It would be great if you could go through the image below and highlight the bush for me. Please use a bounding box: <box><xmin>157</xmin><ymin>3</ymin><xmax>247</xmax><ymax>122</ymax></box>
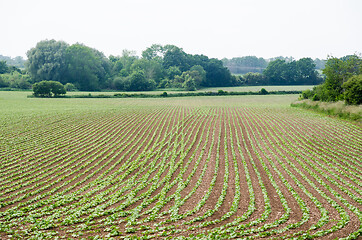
<box><xmin>342</xmin><ymin>75</ymin><xmax>362</xmax><ymax>105</ymax></box>
<box><xmin>33</xmin><ymin>81</ymin><xmax>66</xmax><ymax>97</ymax></box>
<box><xmin>312</xmin><ymin>94</ymin><xmax>319</xmax><ymax>101</ymax></box>
<box><xmin>301</xmin><ymin>89</ymin><xmax>313</xmax><ymax>99</ymax></box>
<box><xmin>259</xmin><ymin>88</ymin><xmax>268</xmax><ymax>95</ymax></box>
<box><xmin>161</xmin><ymin>92</ymin><xmax>168</xmax><ymax>97</ymax></box>
<box><xmin>51</xmin><ymin>81</ymin><xmax>66</xmax><ymax>96</ymax></box>
<box><xmin>218</xmin><ymin>89</ymin><xmax>227</xmax><ymax>95</ymax></box>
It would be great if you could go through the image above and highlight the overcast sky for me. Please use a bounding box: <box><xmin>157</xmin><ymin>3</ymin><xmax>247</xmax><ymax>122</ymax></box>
<box><xmin>1</xmin><ymin>0</ymin><xmax>361</xmax><ymax>60</ymax></box>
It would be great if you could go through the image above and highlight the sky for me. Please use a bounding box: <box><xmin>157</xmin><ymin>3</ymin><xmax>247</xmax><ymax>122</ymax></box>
<box><xmin>1</xmin><ymin>0</ymin><xmax>361</xmax><ymax>60</ymax></box>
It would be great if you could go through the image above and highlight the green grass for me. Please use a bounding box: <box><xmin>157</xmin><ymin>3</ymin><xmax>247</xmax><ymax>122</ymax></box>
<box><xmin>198</xmin><ymin>85</ymin><xmax>315</xmax><ymax>92</ymax></box>
<box><xmin>0</xmin><ymin>91</ymin><xmax>301</xmax><ymax>113</ymax></box>
<box><xmin>291</xmin><ymin>99</ymin><xmax>362</xmax><ymax>123</ymax></box>
<box><xmin>2</xmin><ymin>85</ymin><xmax>313</xmax><ymax>98</ymax></box>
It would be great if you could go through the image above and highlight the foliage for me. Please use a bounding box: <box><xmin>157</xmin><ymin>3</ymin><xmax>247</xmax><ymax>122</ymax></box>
<box><xmin>141</xmin><ymin>44</ymin><xmax>165</xmax><ymax>61</ymax></box>
<box><xmin>182</xmin><ymin>76</ymin><xmax>197</xmax><ymax>91</ymax></box>
<box><xmin>50</xmin><ymin>81</ymin><xmax>67</xmax><ymax>96</ymax></box>
<box><xmin>0</xmin><ymin>72</ymin><xmax>31</xmax><ymax>89</ymax></box>
<box><xmin>123</xmin><ymin>70</ymin><xmax>156</xmax><ymax>91</ymax></box>
<box><xmin>23</xmin><ymin>40</ymin><xmax>235</xmax><ymax>91</ymax></box>
<box><xmin>26</xmin><ymin>39</ymin><xmax>69</xmax><ymax>82</ymax></box>
<box><xmin>23</xmin><ymin>40</ymin><xmax>333</xmax><ymax>91</ymax></box>
<box><xmin>112</xmin><ymin>77</ymin><xmax>126</xmax><ymax>90</ymax></box>
<box><xmin>0</xmin><ymin>55</ymin><xmax>26</xmax><ymax>68</ymax></box>
<box><xmin>263</xmin><ymin>58</ymin><xmax>322</xmax><ymax>85</ymax></box>
<box><xmin>259</xmin><ymin>88</ymin><xmax>268</xmax><ymax>95</ymax></box>
<box><xmin>342</xmin><ymin>75</ymin><xmax>362</xmax><ymax>105</ymax></box>
<box><xmin>301</xmin><ymin>54</ymin><xmax>362</xmax><ymax>105</ymax></box>
<box><xmin>172</xmin><ymin>70</ymin><xmax>205</xmax><ymax>90</ymax></box>
<box><xmin>314</xmin><ymin>58</ymin><xmax>326</xmax><ymax>70</ymax></box>
<box><xmin>292</xmin><ymin>100</ymin><xmax>361</xmax><ymax>122</ymax></box>
<box><xmin>65</xmin><ymin>83</ymin><xmax>78</xmax><ymax>92</ymax></box>
<box><xmin>162</xmin><ymin>45</ymin><xmax>190</xmax><ymax>72</ymax></box>
<box><xmin>0</xmin><ymin>60</ymin><xmax>9</xmax><ymax>74</ymax></box>
<box><xmin>203</xmin><ymin>58</ymin><xmax>233</xmax><ymax>87</ymax></box>
<box><xmin>0</xmin><ymin>75</ymin><xmax>8</xmax><ymax>88</ymax></box>
<box><xmin>32</xmin><ymin>81</ymin><xmax>52</xmax><ymax>97</ymax></box>
<box><xmin>222</xmin><ymin>56</ymin><xmax>267</xmax><ymax>74</ymax></box>
<box><xmin>65</xmin><ymin>44</ymin><xmax>107</xmax><ymax>91</ymax></box>
<box><xmin>165</xmin><ymin>66</ymin><xmax>181</xmax><ymax>81</ymax></box>
<box><xmin>190</xmin><ymin>65</ymin><xmax>206</xmax><ymax>86</ymax></box>
<box><xmin>32</xmin><ymin>80</ymin><xmax>66</xmax><ymax>97</ymax></box>
<box><xmin>116</xmin><ymin>50</ymin><xmax>139</xmax><ymax>76</ymax></box>
<box><xmin>131</xmin><ymin>59</ymin><xmax>164</xmax><ymax>84</ymax></box>
<box><xmin>322</xmin><ymin>55</ymin><xmax>362</xmax><ymax>101</ymax></box>
<box><xmin>95</xmin><ymin>90</ymin><xmax>302</xmax><ymax>98</ymax></box>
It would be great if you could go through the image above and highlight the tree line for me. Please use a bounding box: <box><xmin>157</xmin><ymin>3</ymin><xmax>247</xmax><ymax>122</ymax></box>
<box><xmin>0</xmin><ymin>55</ymin><xmax>25</xmax><ymax>69</ymax></box>
<box><xmin>24</xmin><ymin>40</ymin><xmax>234</xmax><ymax>91</ymax></box>
<box><xmin>301</xmin><ymin>54</ymin><xmax>362</xmax><ymax>105</ymax></box>
<box><xmin>236</xmin><ymin>58</ymin><xmax>324</xmax><ymax>86</ymax></box>
<box><xmin>222</xmin><ymin>56</ymin><xmax>326</xmax><ymax>75</ymax></box>
<box><xmin>1</xmin><ymin>40</ymin><xmax>327</xmax><ymax>92</ymax></box>
<box><xmin>0</xmin><ymin>60</ymin><xmax>30</xmax><ymax>89</ymax></box>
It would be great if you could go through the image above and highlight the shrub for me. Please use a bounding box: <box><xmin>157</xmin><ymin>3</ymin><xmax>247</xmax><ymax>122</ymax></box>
<box><xmin>342</xmin><ymin>75</ymin><xmax>362</xmax><ymax>105</ymax></box>
<box><xmin>161</xmin><ymin>92</ymin><xmax>168</xmax><ymax>97</ymax></box>
<box><xmin>218</xmin><ymin>89</ymin><xmax>227</xmax><ymax>95</ymax></box>
<box><xmin>259</xmin><ymin>88</ymin><xmax>268</xmax><ymax>95</ymax></box>
<box><xmin>301</xmin><ymin>89</ymin><xmax>313</xmax><ymax>99</ymax></box>
<box><xmin>33</xmin><ymin>81</ymin><xmax>66</xmax><ymax>97</ymax></box>
<box><xmin>312</xmin><ymin>94</ymin><xmax>319</xmax><ymax>101</ymax></box>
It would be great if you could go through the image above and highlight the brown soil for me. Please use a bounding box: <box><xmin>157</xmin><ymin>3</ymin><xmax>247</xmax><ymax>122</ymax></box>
<box><xmin>1</xmin><ymin>105</ymin><xmax>361</xmax><ymax>240</ymax></box>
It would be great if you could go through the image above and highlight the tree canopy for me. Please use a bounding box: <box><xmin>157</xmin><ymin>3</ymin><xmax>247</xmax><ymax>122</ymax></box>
<box><xmin>24</xmin><ymin>41</ymin><xmax>234</xmax><ymax>91</ymax></box>
<box><xmin>22</xmin><ymin>39</ymin><xmax>331</xmax><ymax>92</ymax></box>
<box><xmin>301</xmin><ymin>54</ymin><xmax>362</xmax><ymax>105</ymax></box>
<box><xmin>263</xmin><ymin>58</ymin><xmax>322</xmax><ymax>85</ymax></box>
<box><xmin>222</xmin><ymin>56</ymin><xmax>267</xmax><ymax>74</ymax></box>
<box><xmin>65</xmin><ymin>44</ymin><xmax>110</xmax><ymax>91</ymax></box>
<box><xmin>26</xmin><ymin>40</ymin><xmax>69</xmax><ymax>83</ymax></box>
<box><xmin>0</xmin><ymin>55</ymin><xmax>26</xmax><ymax>68</ymax></box>
<box><xmin>33</xmin><ymin>80</ymin><xmax>66</xmax><ymax>97</ymax></box>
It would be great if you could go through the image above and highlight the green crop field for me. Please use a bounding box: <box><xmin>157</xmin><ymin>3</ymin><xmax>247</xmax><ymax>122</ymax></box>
<box><xmin>0</xmin><ymin>92</ymin><xmax>361</xmax><ymax>239</ymax></box>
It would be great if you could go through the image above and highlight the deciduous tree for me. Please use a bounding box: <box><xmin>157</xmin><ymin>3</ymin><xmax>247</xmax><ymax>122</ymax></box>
<box><xmin>26</xmin><ymin>40</ymin><xmax>69</xmax><ymax>82</ymax></box>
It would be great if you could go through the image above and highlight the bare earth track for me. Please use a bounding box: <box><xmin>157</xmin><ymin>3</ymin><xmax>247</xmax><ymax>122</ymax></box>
<box><xmin>0</xmin><ymin>95</ymin><xmax>361</xmax><ymax>239</ymax></box>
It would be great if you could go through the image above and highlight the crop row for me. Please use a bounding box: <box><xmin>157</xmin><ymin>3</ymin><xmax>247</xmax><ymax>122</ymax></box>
<box><xmin>1</xmin><ymin>103</ymin><xmax>361</xmax><ymax>239</ymax></box>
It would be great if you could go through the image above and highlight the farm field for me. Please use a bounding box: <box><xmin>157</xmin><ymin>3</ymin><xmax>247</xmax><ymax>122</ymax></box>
<box><xmin>37</xmin><ymin>85</ymin><xmax>314</xmax><ymax>97</ymax></box>
<box><xmin>0</xmin><ymin>92</ymin><xmax>361</xmax><ymax>239</ymax></box>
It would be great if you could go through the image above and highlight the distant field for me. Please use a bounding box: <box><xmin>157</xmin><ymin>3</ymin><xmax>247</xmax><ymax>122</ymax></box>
<box><xmin>0</xmin><ymin>85</ymin><xmax>314</xmax><ymax>99</ymax></box>
<box><xmin>70</xmin><ymin>85</ymin><xmax>313</xmax><ymax>97</ymax></box>
<box><xmin>199</xmin><ymin>85</ymin><xmax>315</xmax><ymax>92</ymax></box>
<box><xmin>0</xmin><ymin>92</ymin><xmax>361</xmax><ymax>239</ymax></box>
